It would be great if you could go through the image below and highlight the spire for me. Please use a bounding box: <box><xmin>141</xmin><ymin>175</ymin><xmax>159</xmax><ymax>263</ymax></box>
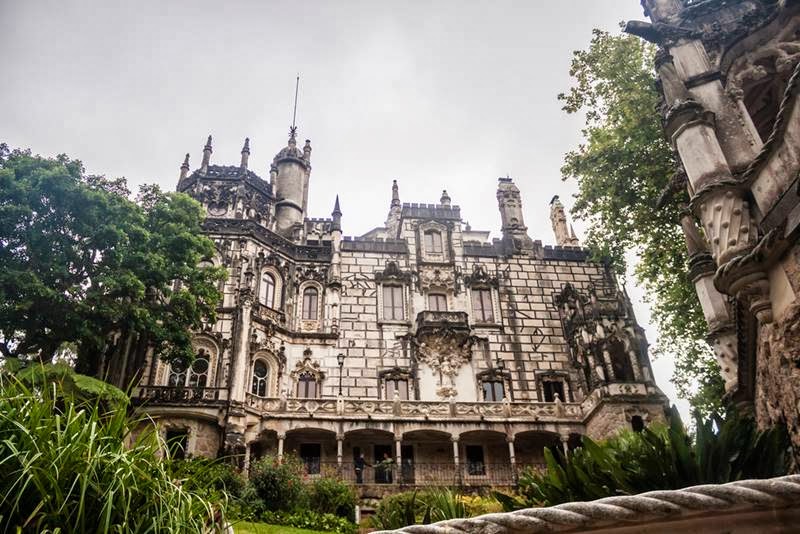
<box><xmin>179</xmin><ymin>153</ymin><xmax>190</xmax><ymax>180</ymax></box>
<box><xmin>391</xmin><ymin>180</ymin><xmax>400</xmax><ymax>207</ymax></box>
<box><xmin>201</xmin><ymin>135</ymin><xmax>212</xmax><ymax>174</ymax></box>
<box><xmin>240</xmin><ymin>137</ymin><xmax>250</xmax><ymax>170</ymax></box>
<box><xmin>331</xmin><ymin>195</ymin><xmax>342</xmax><ymax>232</ymax></box>
<box><xmin>440</xmin><ymin>190</ymin><xmax>451</xmax><ymax>207</ymax></box>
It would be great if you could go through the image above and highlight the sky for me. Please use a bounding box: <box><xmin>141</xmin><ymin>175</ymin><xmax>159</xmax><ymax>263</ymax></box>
<box><xmin>0</xmin><ymin>0</ymin><xmax>690</xmax><ymax>418</ymax></box>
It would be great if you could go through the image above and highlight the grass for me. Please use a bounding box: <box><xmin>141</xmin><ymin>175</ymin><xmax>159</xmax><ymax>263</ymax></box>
<box><xmin>232</xmin><ymin>521</ymin><xmax>330</xmax><ymax>534</ymax></box>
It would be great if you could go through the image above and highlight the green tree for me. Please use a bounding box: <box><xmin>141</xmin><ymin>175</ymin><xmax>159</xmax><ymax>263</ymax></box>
<box><xmin>0</xmin><ymin>144</ymin><xmax>225</xmax><ymax>376</ymax></box>
<box><xmin>559</xmin><ymin>30</ymin><xmax>724</xmax><ymax>415</ymax></box>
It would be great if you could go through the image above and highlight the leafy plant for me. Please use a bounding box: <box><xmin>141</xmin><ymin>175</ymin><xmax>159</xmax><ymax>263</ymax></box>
<box><xmin>369</xmin><ymin>490</ymin><xmax>427</xmax><ymax>530</ymax></box>
<box><xmin>419</xmin><ymin>488</ymin><xmax>467</xmax><ymax>522</ymax></box>
<box><xmin>257</xmin><ymin>510</ymin><xmax>357</xmax><ymax>534</ymax></box>
<box><xmin>0</xmin><ymin>367</ymin><xmax>219</xmax><ymax>533</ymax></box>
<box><xmin>517</xmin><ymin>406</ymin><xmax>790</xmax><ymax>507</ymax></box>
<box><xmin>167</xmin><ymin>456</ymin><xmax>247</xmax><ymax>502</ymax></box>
<box><xmin>249</xmin><ymin>454</ymin><xmax>309</xmax><ymax>512</ymax></box>
<box><xmin>307</xmin><ymin>475</ymin><xmax>358</xmax><ymax>521</ymax></box>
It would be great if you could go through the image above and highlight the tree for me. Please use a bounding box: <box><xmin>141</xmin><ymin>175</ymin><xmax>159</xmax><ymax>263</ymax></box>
<box><xmin>0</xmin><ymin>144</ymin><xmax>225</xmax><ymax>378</ymax></box>
<box><xmin>558</xmin><ymin>30</ymin><xmax>724</xmax><ymax>415</ymax></box>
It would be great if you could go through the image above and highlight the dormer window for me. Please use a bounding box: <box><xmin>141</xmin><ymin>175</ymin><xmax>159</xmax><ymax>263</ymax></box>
<box><xmin>424</xmin><ymin>230</ymin><xmax>443</xmax><ymax>254</ymax></box>
<box><xmin>428</xmin><ymin>293</ymin><xmax>447</xmax><ymax>311</ymax></box>
<box><xmin>302</xmin><ymin>287</ymin><xmax>319</xmax><ymax>320</ymax></box>
<box><xmin>260</xmin><ymin>273</ymin><xmax>276</xmax><ymax>308</ymax></box>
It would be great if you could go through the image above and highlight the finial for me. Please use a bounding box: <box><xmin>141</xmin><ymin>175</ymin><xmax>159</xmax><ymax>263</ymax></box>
<box><xmin>288</xmin><ymin>74</ymin><xmax>300</xmax><ymax>144</ymax></box>
<box><xmin>440</xmin><ymin>190</ymin><xmax>451</xmax><ymax>207</ymax></box>
<box><xmin>201</xmin><ymin>135</ymin><xmax>213</xmax><ymax>174</ymax></box>
<box><xmin>240</xmin><ymin>137</ymin><xmax>250</xmax><ymax>170</ymax></box>
<box><xmin>391</xmin><ymin>180</ymin><xmax>400</xmax><ymax>207</ymax></box>
<box><xmin>179</xmin><ymin>153</ymin><xmax>190</xmax><ymax>180</ymax></box>
<box><xmin>332</xmin><ymin>195</ymin><xmax>342</xmax><ymax>216</ymax></box>
<box><xmin>303</xmin><ymin>139</ymin><xmax>312</xmax><ymax>162</ymax></box>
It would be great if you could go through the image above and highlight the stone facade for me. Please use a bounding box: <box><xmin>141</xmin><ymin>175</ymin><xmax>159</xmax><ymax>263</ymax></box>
<box><xmin>129</xmin><ymin>131</ymin><xmax>667</xmax><ymax>489</ymax></box>
<box><xmin>626</xmin><ymin>0</ymin><xmax>800</xmax><ymax>459</ymax></box>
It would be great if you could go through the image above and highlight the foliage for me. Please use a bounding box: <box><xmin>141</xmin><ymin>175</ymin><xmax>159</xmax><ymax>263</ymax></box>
<box><xmin>516</xmin><ymin>407</ymin><xmax>790</xmax><ymax>507</ymax></box>
<box><xmin>167</xmin><ymin>456</ymin><xmax>248</xmax><ymax>502</ymax></box>
<box><xmin>369</xmin><ymin>488</ymin><xmax>493</xmax><ymax>529</ymax></box>
<box><xmin>418</xmin><ymin>488</ymin><xmax>467</xmax><ymax>522</ymax></box>
<box><xmin>249</xmin><ymin>454</ymin><xmax>309</xmax><ymax>512</ymax></box>
<box><xmin>15</xmin><ymin>361</ymin><xmax>128</xmax><ymax>407</ymax></box>
<box><xmin>559</xmin><ymin>31</ymin><xmax>724</xmax><ymax>414</ymax></box>
<box><xmin>256</xmin><ymin>511</ymin><xmax>357</xmax><ymax>534</ymax></box>
<box><xmin>369</xmin><ymin>490</ymin><xmax>428</xmax><ymax>530</ymax></box>
<box><xmin>233</xmin><ymin>521</ymin><xmax>330</xmax><ymax>534</ymax></box>
<box><xmin>0</xmin><ymin>367</ymin><xmax>220</xmax><ymax>533</ymax></box>
<box><xmin>457</xmin><ymin>493</ymin><xmax>502</xmax><ymax>517</ymax></box>
<box><xmin>0</xmin><ymin>144</ymin><xmax>225</xmax><ymax>372</ymax></box>
<box><xmin>307</xmin><ymin>475</ymin><xmax>358</xmax><ymax>521</ymax></box>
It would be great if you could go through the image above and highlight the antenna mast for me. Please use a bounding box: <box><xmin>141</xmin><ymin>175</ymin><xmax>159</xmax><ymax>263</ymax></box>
<box><xmin>290</xmin><ymin>74</ymin><xmax>300</xmax><ymax>137</ymax></box>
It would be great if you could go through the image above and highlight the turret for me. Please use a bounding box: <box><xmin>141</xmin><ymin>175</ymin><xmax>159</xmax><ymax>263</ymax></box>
<box><xmin>331</xmin><ymin>195</ymin><xmax>342</xmax><ymax>232</ymax></box>
<box><xmin>201</xmin><ymin>135</ymin><xmax>212</xmax><ymax>174</ymax></box>
<box><xmin>549</xmin><ymin>195</ymin><xmax>580</xmax><ymax>246</ymax></box>
<box><xmin>272</xmin><ymin>129</ymin><xmax>311</xmax><ymax>239</ymax></box>
<box><xmin>440</xmin><ymin>190</ymin><xmax>451</xmax><ymax>207</ymax></box>
<box><xmin>496</xmin><ymin>177</ymin><xmax>535</xmax><ymax>255</ymax></box>
<box><xmin>385</xmin><ymin>180</ymin><xmax>402</xmax><ymax>238</ymax></box>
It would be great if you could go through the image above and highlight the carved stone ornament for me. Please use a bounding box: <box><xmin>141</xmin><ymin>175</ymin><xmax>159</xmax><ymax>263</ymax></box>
<box><xmin>463</xmin><ymin>264</ymin><xmax>500</xmax><ymax>288</ymax></box>
<box><xmin>294</xmin><ymin>264</ymin><xmax>329</xmax><ymax>284</ymax></box>
<box><xmin>289</xmin><ymin>348</ymin><xmax>325</xmax><ymax>380</ymax></box>
<box><xmin>375</xmin><ymin>261</ymin><xmax>413</xmax><ymax>284</ymax></box>
<box><xmin>417</xmin><ymin>265</ymin><xmax>456</xmax><ymax>292</ymax></box>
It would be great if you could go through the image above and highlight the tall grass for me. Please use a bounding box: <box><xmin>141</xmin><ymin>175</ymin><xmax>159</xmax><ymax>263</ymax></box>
<box><xmin>0</xmin><ymin>369</ymin><xmax>221</xmax><ymax>533</ymax></box>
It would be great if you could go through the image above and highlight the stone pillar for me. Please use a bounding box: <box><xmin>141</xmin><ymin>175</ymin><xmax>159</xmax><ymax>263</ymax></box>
<box><xmin>395</xmin><ymin>438</ymin><xmax>402</xmax><ymax>485</ymax></box>
<box><xmin>243</xmin><ymin>443</ymin><xmax>251</xmax><ymax>476</ymax></box>
<box><xmin>337</xmin><ymin>435</ymin><xmax>344</xmax><ymax>469</ymax></box>
<box><xmin>231</xmin><ymin>291</ymin><xmax>253</xmax><ymax>403</ymax></box>
<box><xmin>452</xmin><ymin>437</ymin><xmax>461</xmax><ymax>484</ymax></box>
<box><xmin>507</xmin><ymin>437</ymin><xmax>517</xmax><ymax>484</ymax></box>
<box><xmin>560</xmin><ymin>434</ymin><xmax>570</xmax><ymax>456</ymax></box>
<box><xmin>277</xmin><ymin>433</ymin><xmax>285</xmax><ymax>461</ymax></box>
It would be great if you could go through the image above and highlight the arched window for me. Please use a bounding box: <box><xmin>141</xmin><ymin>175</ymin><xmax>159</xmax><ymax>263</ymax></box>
<box><xmin>302</xmin><ymin>287</ymin><xmax>318</xmax><ymax>320</ymax></box>
<box><xmin>423</xmin><ymin>230</ymin><xmax>443</xmax><ymax>254</ymax></box>
<box><xmin>168</xmin><ymin>350</ymin><xmax>209</xmax><ymax>388</ymax></box>
<box><xmin>608</xmin><ymin>339</ymin><xmax>635</xmax><ymax>382</ymax></box>
<box><xmin>251</xmin><ymin>359</ymin><xmax>269</xmax><ymax>397</ymax></box>
<box><xmin>297</xmin><ymin>371</ymin><xmax>318</xmax><ymax>398</ymax></box>
<box><xmin>260</xmin><ymin>272</ymin><xmax>276</xmax><ymax>308</ymax></box>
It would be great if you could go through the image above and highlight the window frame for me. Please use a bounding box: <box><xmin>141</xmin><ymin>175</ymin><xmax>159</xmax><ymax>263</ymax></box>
<box><xmin>382</xmin><ymin>284</ymin><xmax>405</xmax><ymax>321</ymax></box>
<box><xmin>251</xmin><ymin>359</ymin><xmax>269</xmax><ymax>397</ymax></box>
<box><xmin>471</xmin><ymin>287</ymin><xmax>495</xmax><ymax>323</ymax></box>
<box><xmin>428</xmin><ymin>292</ymin><xmax>448</xmax><ymax>311</ymax></box>
<box><xmin>302</xmin><ymin>287</ymin><xmax>319</xmax><ymax>320</ymax></box>
<box><xmin>297</xmin><ymin>371</ymin><xmax>319</xmax><ymax>399</ymax></box>
<box><xmin>260</xmin><ymin>272</ymin><xmax>277</xmax><ymax>308</ymax></box>
<box><xmin>384</xmin><ymin>378</ymin><xmax>409</xmax><ymax>400</ymax></box>
<box><xmin>423</xmin><ymin>230</ymin><xmax>444</xmax><ymax>254</ymax></box>
<box><xmin>481</xmin><ymin>379</ymin><xmax>505</xmax><ymax>402</ymax></box>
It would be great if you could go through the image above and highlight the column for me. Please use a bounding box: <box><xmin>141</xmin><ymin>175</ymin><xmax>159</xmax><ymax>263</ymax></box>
<box><xmin>507</xmin><ymin>436</ymin><xmax>517</xmax><ymax>485</ymax></box>
<box><xmin>560</xmin><ymin>434</ymin><xmax>570</xmax><ymax>456</ymax></box>
<box><xmin>277</xmin><ymin>433</ymin><xmax>285</xmax><ymax>461</ymax></box>
<box><xmin>452</xmin><ymin>437</ymin><xmax>461</xmax><ymax>485</ymax></box>
<box><xmin>395</xmin><ymin>438</ymin><xmax>402</xmax><ymax>485</ymax></box>
<box><xmin>243</xmin><ymin>443</ymin><xmax>252</xmax><ymax>476</ymax></box>
<box><xmin>336</xmin><ymin>435</ymin><xmax>344</xmax><ymax>470</ymax></box>
<box><xmin>230</xmin><ymin>294</ymin><xmax>253</xmax><ymax>403</ymax></box>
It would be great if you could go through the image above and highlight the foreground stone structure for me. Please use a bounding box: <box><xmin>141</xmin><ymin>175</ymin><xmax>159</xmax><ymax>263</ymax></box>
<box><xmin>121</xmin><ymin>128</ymin><xmax>667</xmax><ymax>489</ymax></box>
<box><xmin>625</xmin><ymin>0</ymin><xmax>800</xmax><ymax>457</ymax></box>
<box><xmin>375</xmin><ymin>475</ymin><xmax>800</xmax><ymax>534</ymax></box>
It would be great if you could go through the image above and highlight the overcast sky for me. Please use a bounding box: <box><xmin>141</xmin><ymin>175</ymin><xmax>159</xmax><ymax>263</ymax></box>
<box><xmin>0</xmin><ymin>0</ymin><xmax>689</xmax><ymax>418</ymax></box>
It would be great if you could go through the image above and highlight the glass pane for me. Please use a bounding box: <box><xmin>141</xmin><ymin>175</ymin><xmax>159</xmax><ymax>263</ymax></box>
<box><xmin>254</xmin><ymin>360</ymin><xmax>268</xmax><ymax>378</ymax></box>
<box><xmin>493</xmin><ymin>382</ymin><xmax>505</xmax><ymax>401</ymax></box>
<box><xmin>432</xmin><ymin>232</ymin><xmax>442</xmax><ymax>253</ymax></box>
<box><xmin>482</xmin><ymin>381</ymin><xmax>493</xmax><ymax>401</ymax></box>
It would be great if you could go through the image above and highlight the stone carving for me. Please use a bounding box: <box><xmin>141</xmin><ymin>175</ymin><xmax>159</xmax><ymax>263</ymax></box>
<box><xmin>417</xmin><ymin>265</ymin><xmax>456</xmax><ymax>292</ymax></box>
<box><xmin>463</xmin><ymin>264</ymin><xmax>500</xmax><ymax>288</ymax></box>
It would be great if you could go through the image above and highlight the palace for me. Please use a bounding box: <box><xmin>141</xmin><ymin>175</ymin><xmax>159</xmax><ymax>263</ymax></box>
<box><xmin>130</xmin><ymin>130</ymin><xmax>668</xmax><ymax>491</ymax></box>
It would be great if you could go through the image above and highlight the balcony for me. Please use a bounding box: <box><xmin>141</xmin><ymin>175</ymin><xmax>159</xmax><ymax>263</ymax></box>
<box><xmin>244</xmin><ymin>394</ymin><xmax>583</xmax><ymax>422</ymax></box>
<box><xmin>414</xmin><ymin>310</ymin><xmax>470</xmax><ymax>333</ymax></box>
<box><xmin>133</xmin><ymin>386</ymin><xmax>229</xmax><ymax>405</ymax></box>
<box><xmin>311</xmin><ymin>462</ymin><xmax>537</xmax><ymax>487</ymax></box>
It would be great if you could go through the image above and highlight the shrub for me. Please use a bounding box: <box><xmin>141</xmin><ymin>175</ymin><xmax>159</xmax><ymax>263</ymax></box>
<box><xmin>418</xmin><ymin>488</ymin><xmax>467</xmax><ymax>522</ymax></box>
<box><xmin>369</xmin><ymin>490</ymin><xmax>427</xmax><ymax>530</ymax></box>
<box><xmin>167</xmin><ymin>456</ymin><xmax>247</xmax><ymax>500</ymax></box>
<box><xmin>459</xmin><ymin>493</ymin><xmax>502</xmax><ymax>516</ymax></box>
<box><xmin>517</xmin><ymin>407</ymin><xmax>790</xmax><ymax>507</ymax></box>
<box><xmin>249</xmin><ymin>454</ymin><xmax>308</xmax><ymax>512</ymax></box>
<box><xmin>0</xmin><ymin>369</ymin><xmax>219</xmax><ymax>533</ymax></box>
<box><xmin>258</xmin><ymin>510</ymin><xmax>358</xmax><ymax>534</ymax></box>
<box><xmin>308</xmin><ymin>476</ymin><xmax>358</xmax><ymax>520</ymax></box>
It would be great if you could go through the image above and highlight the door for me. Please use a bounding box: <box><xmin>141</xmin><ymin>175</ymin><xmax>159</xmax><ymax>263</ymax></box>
<box><xmin>374</xmin><ymin>444</ymin><xmax>393</xmax><ymax>483</ymax></box>
<box><xmin>299</xmin><ymin>443</ymin><xmax>321</xmax><ymax>475</ymax></box>
<box><xmin>401</xmin><ymin>445</ymin><xmax>415</xmax><ymax>484</ymax></box>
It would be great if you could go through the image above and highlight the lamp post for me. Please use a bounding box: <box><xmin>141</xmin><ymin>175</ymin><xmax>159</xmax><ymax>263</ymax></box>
<box><xmin>337</xmin><ymin>353</ymin><xmax>346</xmax><ymax>396</ymax></box>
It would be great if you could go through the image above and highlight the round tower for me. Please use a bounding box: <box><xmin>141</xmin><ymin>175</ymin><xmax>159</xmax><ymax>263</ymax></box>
<box><xmin>272</xmin><ymin>129</ymin><xmax>311</xmax><ymax>238</ymax></box>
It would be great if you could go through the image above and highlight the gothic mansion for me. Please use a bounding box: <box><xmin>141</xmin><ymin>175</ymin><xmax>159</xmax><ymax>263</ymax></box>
<box><xmin>132</xmin><ymin>131</ymin><xmax>668</xmax><ymax>489</ymax></box>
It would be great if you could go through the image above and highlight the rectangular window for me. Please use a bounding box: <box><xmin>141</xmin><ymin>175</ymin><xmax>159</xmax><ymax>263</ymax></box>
<box><xmin>543</xmin><ymin>380</ymin><xmax>565</xmax><ymax>402</ymax></box>
<box><xmin>382</xmin><ymin>285</ymin><xmax>404</xmax><ymax>320</ymax></box>
<box><xmin>298</xmin><ymin>374</ymin><xmax>318</xmax><ymax>398</ymax></box>
<box><xmin>428</xmin><ymin>293</ymin><xmax>447</xmax><ymax>311</ymax></box>
<box><xmin>482</xmin><ymin>380</ymin><xmax>505</xmax><ymax>401</ymax></box>
<box><xmin>424</xmin><ymin>231</ymin><xmax>443</xmax><ymax>254</ymax></box>
<box><xmin>384</xmin><ymin>378</ymin><xmax>409</xmax><ymax>400</ymax></box>
<box><xmin>465</xmin><ymin>445</ymin><xmax>485</xmax><ymax>475</ymax></box>
<box><xmin>471</xmin><ymin>288</ymin><xmax>494</xmax><ymax>322</ymax></box>
<box><xmin>165</xmin><ymin>429</ymin><xmax>188</xmax><ymax>460</ymax></box>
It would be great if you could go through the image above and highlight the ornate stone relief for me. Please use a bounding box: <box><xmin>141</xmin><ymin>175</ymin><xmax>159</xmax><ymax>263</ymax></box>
<box><xmin>463</xmin><ymin>264</ymin><xmax>500</xmax><ymax>288</ymax></box>
<box><xmin>289</xmin><ymin>348</ymin><xmax>325</xmax><ymax>381</ymax></box>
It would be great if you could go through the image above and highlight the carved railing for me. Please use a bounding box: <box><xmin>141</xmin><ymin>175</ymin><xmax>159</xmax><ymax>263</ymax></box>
<box><xmin>244</xmin><ymin>394</ymin><xmax>583</xmax><ymax>421</ymax></box>
<box><xmin>134</xmin><ymin>386</ymin><xmax>229</xmax><ymax>404</ymax></box>
<box><xmin>251</xmin><ymin>302</ymin><xmax>286</xmax><ymax>325</ymax></box>
<box><xmin>415</xmin><ymin>310</ymin><xmax>470</xmax><ymax>330</ymax></box>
